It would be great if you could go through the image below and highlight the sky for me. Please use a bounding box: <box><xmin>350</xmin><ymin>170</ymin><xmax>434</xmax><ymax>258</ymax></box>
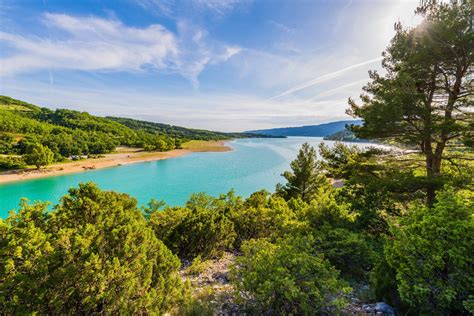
<box><xmin>0</xmin><ymin>0</ymin><xmax>423</xmax><ymax>132</ymax></box>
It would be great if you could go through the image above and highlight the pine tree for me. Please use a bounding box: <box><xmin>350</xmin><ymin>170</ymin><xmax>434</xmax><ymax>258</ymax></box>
<box><xmin>348</xmin><ymin>1</ymin><xmax>473</xmax><ymax>206</ymax></box>
<box><xmin>277</xmin><ymin>142</ymin><xmax>328</xmax><ymax>202</ymax></box>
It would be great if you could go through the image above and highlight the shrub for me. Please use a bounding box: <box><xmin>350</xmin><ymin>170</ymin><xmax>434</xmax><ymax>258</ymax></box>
<box><xmin>150</xmin><ymin>192</ymin><xmax>237</xmax><ymax>260</ymax></box>
<box><xmin>230</xmin><ymin>236</ymin><xmax>351</xmax><ymax>315</ymax></box>
<box><xmin>314</xmin><ymin>225</ymin><xmax>375</xmax><ymax>281</ymax></box>
<box><xmin>0</xmin><ymin>156</ymin><xmax>26</xmax><ymax>170</ymax></box>
<box><xmin>385</xmin><ymin>189</ymin><xmax>474</xmax><ymax>315</ymax></box>
<box><xmin>230</xmin><ymin>190</ymin><xmax>303</xmax><ymax>246</ymax></box>
<box><xmin>0</xmin><ymin>183</ymin><xmax>185</xmax><ymax>314</ymax></box>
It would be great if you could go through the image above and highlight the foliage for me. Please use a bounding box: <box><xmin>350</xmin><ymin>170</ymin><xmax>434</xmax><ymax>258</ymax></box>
<box><xmin>0</xmin><ymin>183</ymin><xmax>185</xmax><ymax>314</ymax></box>
<box><xmin>276</xmin><ymin>142</ymin><xmax>329</xmax><ymax>202</ymax></box>
<box><xmin>24</xmin><ymin>143</ymin><xmax>54</xmax><ymax>169</ymax></box>
<box><xmin>229</xmin><ymin>190</ymin><xmax>303</xmax><ymax>246</ymax></box>
<box><xmin>0</xmin><ymin>95</ymin><xmax>256</xmax><ymax>165</ymax></box>
<box><xmin>183</xmin><ymin>255</ymin><xmax>211</xmax><ymax>276</ymax></box>
<box><xmin>0</xmin><ymin>156</ymin><xmax>26</xmax><ymax>171</ymax></box>
<box><xmin>314</xmin><ymin>225</ymin><xmax>375</xmax><ymax>281</ymax></box>
<box><xmin>298</xmin><ymin>188</ymin><xmax>377</xmax><ymax>281</ymax></box>
<box><xmin>107</xmin><ymin>116</ymin><xmax>261</xmax><ymax>141</ymax></box>
<box><xmin>150</xmin><ymin>192</ymin><xmax>237</xmax><ymax>260</ymax></box>
<box><xmin>230</xmin><ymin>236</ymin><xmax>351</xmax><ymax>315</ymax></box>
<box><xmin>384</xmin><ymin>189</ymin><xmax>474</xmax><ymax>315</ymax></box>
<box><xmin>348</xmin><ymin>1</ymin><xmax>473</xmax><ymax>206</ymax></box>
<box><xmin>318</xmin><ymin>142</ymin><xmax>433</xmax><ymax>233</ymax></box>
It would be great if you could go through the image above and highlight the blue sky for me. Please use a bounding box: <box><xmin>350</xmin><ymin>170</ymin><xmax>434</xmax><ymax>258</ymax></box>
<box><xmin>0</xmin><ymin>0</ymin><xmax>422</xmax><ymax>131</ymax></box>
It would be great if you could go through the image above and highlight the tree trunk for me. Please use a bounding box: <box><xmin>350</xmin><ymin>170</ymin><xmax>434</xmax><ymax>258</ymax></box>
<box><xmin>426</xmin><ymin>152</ymin><xmax>442</xmax><ymax>208</ymax></box>
<box><xmin>426</xmin><ymin>155</ymin><xmax>436</xmax><ymax>208</ymax></box>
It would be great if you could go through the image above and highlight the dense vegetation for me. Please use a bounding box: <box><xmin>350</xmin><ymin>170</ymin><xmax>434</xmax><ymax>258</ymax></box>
<box><xmin>108</xmin><ymin>116</ymin><xmax>265</xmax><ymax>141</ymax></box>
<box><xmin>2</xmin><ymin>137</ymin><xmax>472</xmax><ymax>314</ymax></box>
<box><xmin>0</xmin><ymin>96</ymin><xmax>260</xmax><ymax>170</ymax></box>
<box><xmin>0</xmin><ymin>1</ymin><xmax>472</xmax><ymax>315</ymax></box>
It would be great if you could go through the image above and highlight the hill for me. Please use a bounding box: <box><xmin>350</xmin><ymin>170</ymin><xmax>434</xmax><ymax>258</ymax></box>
<box><xmin>246</xmin><ymin>120</ymin><xmax>362</xmax><ymax>137</ymax></box>
<box><xmin>0</xmin><ymin>95</ymin><xmax>260</xmax><ymax>170</ymax></box>
<box><xmin>107</xmin><ymin>116</ymin><xmax>269</xmax><ymax>141</ymax></box>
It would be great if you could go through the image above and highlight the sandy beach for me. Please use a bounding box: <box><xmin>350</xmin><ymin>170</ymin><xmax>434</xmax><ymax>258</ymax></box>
<box><xmin>0</xmin><ymin>140</ymin><xmax>231</xmax><ymax>184</ymax></box>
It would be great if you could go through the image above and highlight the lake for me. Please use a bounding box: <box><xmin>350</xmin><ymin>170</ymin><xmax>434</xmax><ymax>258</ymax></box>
<box><xmin>0</xmin><ymin>137</ymin><xmax>378</xmax><ymax>218</ymax></box>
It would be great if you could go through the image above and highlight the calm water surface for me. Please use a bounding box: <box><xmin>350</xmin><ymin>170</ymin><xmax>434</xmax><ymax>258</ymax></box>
<box><xmin>0</xmin><ymin>137</ymin><xmax>378</xmax><ymax>217</ymax></box>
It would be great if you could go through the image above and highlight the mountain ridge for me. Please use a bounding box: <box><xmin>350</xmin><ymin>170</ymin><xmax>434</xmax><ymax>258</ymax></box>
<box><xmin>246</xmin><ymin>120</ymin><xmax>362</xmax><ymax>137</ymax></box>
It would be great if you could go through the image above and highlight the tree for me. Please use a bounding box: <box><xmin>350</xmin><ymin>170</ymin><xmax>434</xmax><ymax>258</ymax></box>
<box><xmin>24</xmin><ymin>143</ymin><xmax>54</xmax><ymax>169</ymax></box>
<box><xmin>0</xmin><ymin>183</ymin><xmax>185</xmax><ymax>314</ymax></box>
<box><xmin>384</xmin><ymin>188</ymin><xmax>474</xmax><ymax>315</ymax></box>
<box><xmin>277</xmin><ymin>142</ymin><xmax>328</xmax><ymax>202</ymax></box>
<box><xmin>348</xmin><ymin>1</ymin><xmax>473</xmax><ymax>206</ymax></box>
<box><xmin>230</xmin><ymin>236</ymin><xmax>350</xmax><ymax>315</ymax></box>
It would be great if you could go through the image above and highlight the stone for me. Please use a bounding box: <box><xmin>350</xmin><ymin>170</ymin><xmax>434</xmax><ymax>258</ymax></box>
<box><xmin>375</xmin><ymin>302</ymin><xmax>395</xmax><ymax>315</ymax></box>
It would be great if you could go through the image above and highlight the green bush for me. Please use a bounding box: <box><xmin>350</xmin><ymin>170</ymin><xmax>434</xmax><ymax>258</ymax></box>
<box><xmin>0</xmin><ymin>156</ymin><xmax>26</xmax><ymax>170</ymax></box>
<box><xmin>230</xmin><ymin>190</ymin><xmax>303</xmax><ymax>246</ymax></box>
<box><xmin>314</xmin><ymin>225</ymin><xmax>375</xmax><ymax>281</ymax></box>
<box><xmin>230</xmin><ymin>236</ymin><xmax>351</xmax><ymax>315</ymax></box>
<box><xmin>0</xmin><ymin>183</ymin><xmax>185</xmax><ymax>314</ymax></box>
<box><xmin>385</xmin><ymin>188</ymin><xmax>474</xmax><ymax>315</ymax></box>
<box><xmin>150</xmin><ymin>192</ymin><xmax>237</xmax><ymax>260</ymax></box>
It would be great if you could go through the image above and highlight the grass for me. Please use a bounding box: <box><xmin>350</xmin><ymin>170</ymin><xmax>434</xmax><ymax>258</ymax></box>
<box><xmin>181</xmin><ymin>140</ymin><xmax>231</xmax><ymax>152</ymax></box>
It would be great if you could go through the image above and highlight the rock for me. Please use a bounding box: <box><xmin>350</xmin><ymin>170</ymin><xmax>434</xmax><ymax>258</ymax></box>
<box><xmin>363</xmin><ymin>304</ymin><xmax>375</xmax><ymax>313</ymax></box>
<box><xmin>375</xmin><ymin>302</ymin><xmax>395</xmax><ymax>315</ymax></box>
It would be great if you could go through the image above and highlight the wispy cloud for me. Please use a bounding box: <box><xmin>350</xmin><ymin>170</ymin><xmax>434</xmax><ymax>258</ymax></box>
<box><xmin>268</xmin><ymin>56</ymin><xmax>382</xmax><ymax>101</ymax></box>
<box><xmin>193</xmin><ymin>0</ymin><xmax>244</xmax><ymax>15</ymax></box>
<box><xmin>0</xmin><ymin>14</ymin><xmax>178</xmax><ymax>75</ymax></box>
<box><xmin>133</xmin><ymin>0</ymin><xmax>247</xmax><ymax>17</ymax></box>
<box><xmin>0</xmin><ymin>13</ymin><xmax>240</xmax><ymax>86</ymax></box>
<box><xmin>174</xmin><ymin>20</ymin><xmax>241</xmax><ymax>87</ymax></box>
<box><xmin>1</xmin><ymin>78</ymin><xmax>352</xmax><ymax>132</ymax></box>
<box><xmin>134</xmin><ymin>0</ymin><xmax>175</xmax><ymax>17</ymax></box>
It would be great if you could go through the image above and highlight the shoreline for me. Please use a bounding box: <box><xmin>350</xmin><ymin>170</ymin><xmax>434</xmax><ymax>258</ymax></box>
<box><xmin>0</xmin><ymin>140</ymin><xmax>231</xmax><ymax>185</ymax></box>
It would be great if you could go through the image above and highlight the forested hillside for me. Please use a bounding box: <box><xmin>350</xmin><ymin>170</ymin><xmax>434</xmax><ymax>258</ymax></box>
<box><xmin>107</xmin><ymin>116</ymin><xmax>270</xmax><ymax>141</ymax></box>
<box><xmin>0</xmin><ymin>96</ymin><xmax>257</xmax><ymax>170</ymax></box>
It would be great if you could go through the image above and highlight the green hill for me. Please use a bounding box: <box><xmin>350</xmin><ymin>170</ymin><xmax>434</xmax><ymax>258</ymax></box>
<box><xmin>0</xmin><ymin>96</ymin><xmax>259</xmax><ymax>170</ymax></box>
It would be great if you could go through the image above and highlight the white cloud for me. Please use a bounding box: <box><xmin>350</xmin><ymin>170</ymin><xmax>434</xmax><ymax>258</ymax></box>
<box><xmin>172</xmin><ymin>20</ymin><xmax>241</xmax><ymax>87</ymax></box>
<box><xmin>193</xmin><ymin>0</ymin><xmax>243</xmax><ymax>15</ymax></box>
<box><xmin>133</xmin><ymin>0</ymin><xmax>246</xmax><ymax>17</ymax></box>
<box><xmin>0</xmin><ymin>13</ymin><xmax>240</xmax><ymax>85</ymax></box>
<box><xmin>134</xmin><ymin>0</ymin><xmax>175</xmax><ymax>16</ymax></box>
<box><xmin>0</xmin><ymin>14</ymin><xmax>178</xmax><ymax>75</ymax></box>
<box><xmin>1</xmin><ymin>78</ymin><xmax>352</xmax><ymax>132</ymax></box>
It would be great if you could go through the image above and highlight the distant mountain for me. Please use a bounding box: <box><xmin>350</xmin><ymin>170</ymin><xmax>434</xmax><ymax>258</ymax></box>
<box><xmin>246</xmin><ymin>120</ymin><xmax>362</xmax><ymax>137</ymax></box>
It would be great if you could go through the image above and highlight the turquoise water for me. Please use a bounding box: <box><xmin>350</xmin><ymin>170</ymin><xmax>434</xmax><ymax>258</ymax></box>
<box><xmin>0</xmin><ymin>137</ymin><xmax>377</xmax><ymax>218</ymax></box>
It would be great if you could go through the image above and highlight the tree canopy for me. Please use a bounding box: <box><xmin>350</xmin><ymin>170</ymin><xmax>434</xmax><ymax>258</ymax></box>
<box><xmin>276</xmin><ymin>142</ymin><xmax>329</xmax><ymax>202</ymax></box>
<box><xmin>348</xmin><ymin>1</ymin><xmax>473</xmax><ymax>206</ymax></box>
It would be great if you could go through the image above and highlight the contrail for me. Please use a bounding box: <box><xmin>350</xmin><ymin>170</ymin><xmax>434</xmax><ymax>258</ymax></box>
<box><xmin>303</xmin><ymin>78</ymin><xmax>367</xmax><ymax>104</ymax></box>
<box><xmin>268</xmin><ymin>56</ymin><xmax>382</xmax><ymax>101</ymax></box>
